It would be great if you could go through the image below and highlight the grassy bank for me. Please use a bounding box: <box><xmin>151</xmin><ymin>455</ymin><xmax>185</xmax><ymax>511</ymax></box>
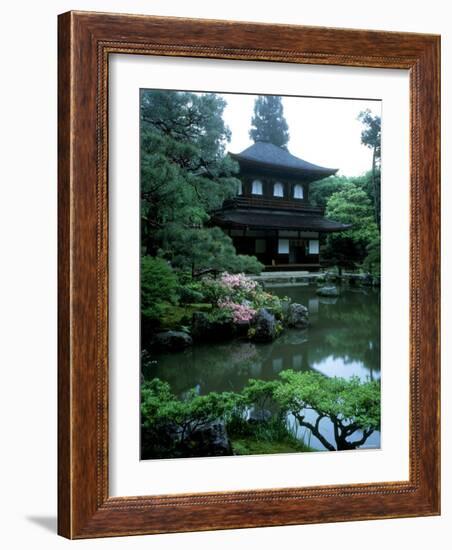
<box><xmin>160</xmin><ymin>303</ymin><xmax>212</xmax><ymax>329</ymax></box>
<box><xmin>231</xmin><ymin>436</ymin><xmax>313</xmax><ymax>455</ymax></box>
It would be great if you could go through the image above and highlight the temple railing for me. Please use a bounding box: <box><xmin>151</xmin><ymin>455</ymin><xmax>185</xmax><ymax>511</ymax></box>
<box><xmin>222</xmin><ymin>196</ymin><xmax>325</xmax><ymax>214</ymax></box>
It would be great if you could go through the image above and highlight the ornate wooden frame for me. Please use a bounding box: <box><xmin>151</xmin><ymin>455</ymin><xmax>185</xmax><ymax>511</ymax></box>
<box><xmin>58</xmin><ymin>11</ymin><xmax>440</xmax><ymax>539</ymax></box>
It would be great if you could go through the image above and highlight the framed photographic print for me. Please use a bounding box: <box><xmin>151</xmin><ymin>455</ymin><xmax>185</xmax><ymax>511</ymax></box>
<box><xmin>58</xmin><ymin>11</ymin><xmax>440</xmax><ymax>538</ymax></box>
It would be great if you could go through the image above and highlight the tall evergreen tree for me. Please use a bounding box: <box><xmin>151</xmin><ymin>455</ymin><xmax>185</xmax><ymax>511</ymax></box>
<box><xmin>358</xmin><ymin>109</ymin><xmax>381</xmax><ymax>228</ymax></box>
<box><xmin>140</xmin><ymin>90</ymin><xmax>262</xmax><ymax>275</ymax></box>
<box><xmin>324</xmin><ymin>184</ymin><xmax>379</xmax><ymax>274</ymax></box>
<box><xmin>249</xmin><ymin>95</ymin><xmax>289</xmax><ymax>149</ymax></box>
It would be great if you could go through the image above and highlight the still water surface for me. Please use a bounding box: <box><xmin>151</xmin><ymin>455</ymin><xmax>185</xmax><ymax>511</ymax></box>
<box><xmin>143</xmin><ymin>285</ymin><xmax>381</xmax><ymax>451</ymax></box>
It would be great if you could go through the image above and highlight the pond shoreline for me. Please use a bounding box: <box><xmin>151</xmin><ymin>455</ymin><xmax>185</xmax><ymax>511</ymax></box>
<box><xmin>251</xmin><ymin>270</ymin><xmax>380</xmax><ymax>289</ymax></box>
<box><xmin>142</xmin><ymin>283</ymin><xmax>381</xmax><ymax>457</ymax></box>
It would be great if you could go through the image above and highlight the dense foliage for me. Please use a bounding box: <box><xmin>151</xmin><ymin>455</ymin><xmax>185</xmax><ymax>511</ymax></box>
<box><xmin>141</xmin><ymin>369</ymin><xmax>380</xmax><ymax>458</ymax></box>
<box><xmin>141</xmin><ymin>378</ymin><xmax>239</xmax><ymax>457</ymax></box>
<box><xmin>324</xmin><ymin>184</ymin><xmax>379</xmax><ymax>272</ymax></box>
<box><xmin>141</xmin><ymin>269</ymin><xmax>288</xmax><ymax>335</ymax></box>
<box><xmin>140</xmin><ymin>90</ymin><xmax>262</xmax><ymax>276</ymax></box>
<box><xmin>141</xmin><ymin>256</ymin><xmax>179</xmax><ymax>324</ymax></box>
<box><xmin>309</xmin><ymin>175</ymin><xmax>353</xmax><ymax>210</ymax></box>
<box><xmin>358</xmin><ymin>109</ymin><xmax>381</xmax><ymax>227</ymax></box>
<box><xmin>307</xmin><ymin>109</ymin><xmax>381</xmax><ymax>274</ymax></box>
<box><xmin>274</xmin><ymin>370</ymin><xmax>380</xmax><ymax>451</ymax></box>
<box><xmin>249</xmin><ymin>95</ymin><xmax>289</xmax><ymax>149</ymax></box>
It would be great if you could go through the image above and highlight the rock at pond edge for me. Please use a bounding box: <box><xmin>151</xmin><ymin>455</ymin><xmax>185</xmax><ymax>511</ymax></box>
<box><xmin>151</xmin><ymin>330</ymin><xmax>193</xmax><ymax>352</ymax></box>
<box><xmin>286</xmin><ymin>302</ymin><xmax>309</xmax><ymax>328</ymax></box>
<box><xmin>316</xmin><ymin>285</ymin><xmax>340</xmax><ymax>297</ymax></box>
<box><xmin>250</xmin><ymin>308</ymin><xmax>277</xmax><ymax>342</ymax></box>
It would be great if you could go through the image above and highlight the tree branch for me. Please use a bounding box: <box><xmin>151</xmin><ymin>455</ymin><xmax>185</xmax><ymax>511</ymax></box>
<box><xmin>349</xmin><ymin>428</ymin><xmax>374</xmax><ymax>449</ymax></box>
<box><xmin>293</xmin><ymin>413</ymin><xmax>336</xmax><ymax>451</ymax></box>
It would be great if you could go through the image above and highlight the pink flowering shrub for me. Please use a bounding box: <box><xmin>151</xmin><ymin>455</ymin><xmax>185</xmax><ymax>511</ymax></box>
<box><xmin>219</xmin><ymin>273</ymin><xmax>258</xmax><ymax>295</ymax></box>
<box><xmin>200</xmin><ymin>272</ymin><xmax>259</xmax><ymax>305</ymax></box>
<box><xmin>200</xmin><ymin>272</ymin><xmax>287</xmax><ymax>329</ymax></box>
<box><xmin>218</xmin><ymin>299</ymin><xmax>256</xmax><ymax>323</ymax></box>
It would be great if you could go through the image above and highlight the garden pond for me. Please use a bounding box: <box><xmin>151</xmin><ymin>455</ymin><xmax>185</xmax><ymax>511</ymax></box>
<box><xmin>142</xmin><ymin>284</ymin><xmax>381</xmax><ymax>451</ymax></box>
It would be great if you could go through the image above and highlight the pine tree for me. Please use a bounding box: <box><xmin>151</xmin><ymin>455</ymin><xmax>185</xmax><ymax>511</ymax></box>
<box><xmin>358</xmin><ymin>109</ymin><xmax>381</xmax><ymax>228</ymax></box>
<box><xmin>140</xmin><ymin>90</ymin><xmax>262</xmax><ymax>275</ymax></box>
<box><xmin>249</xmin><ymin>95</ymin><xmax>289</xmax><ymax>149</ymax></box>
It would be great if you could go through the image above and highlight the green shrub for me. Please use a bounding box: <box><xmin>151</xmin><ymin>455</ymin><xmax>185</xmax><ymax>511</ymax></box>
<box><xmin>178</xmin><ymin>282</ymin><xmax>204</xmax><ymax>305</ymax></box>
<box><xmin>141</xmin><ymin>378</ymin><xmax>241</xmax><ymax>458</ymax></box>
<box><xmin>141</xmin><ymin>256</ymin><xmax>179</xmax><ymax>323</ymax></box>
<box><xmin>362</xmin><ymin>237</ymin><xmax>381</xmax><ymax>275</ymax></box>
<box><xmin>226</xmin><ymin>254</ymin><xmax>263</xmax><ymax>275</ymax></box>
<box><xmin>198</xmin><ymin>278</ymin><xmax>230</xmax><ymax>305</ymax></box>
<box><xmin>252</xmin><ymin>291</ymin><xmax>285</xmax><ymax>320</ymax></box>
<box><xmin>141</xmin><ymin>370</ymin><xmax>381</xmax><ymax>458</ymax></box>
<box><xmin>207</xmin><ymin>307</ymin><xmax>234</xmax><ymax>324</ymax></box>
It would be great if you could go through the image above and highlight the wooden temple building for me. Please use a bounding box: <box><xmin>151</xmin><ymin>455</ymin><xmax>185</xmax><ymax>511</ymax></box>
<box><xmin>212</xmin><ymin>142</ymin><xmax>350</xmax><ymax>271</ymax></box>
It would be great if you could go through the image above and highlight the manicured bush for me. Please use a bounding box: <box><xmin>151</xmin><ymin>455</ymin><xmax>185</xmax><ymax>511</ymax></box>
<box><xmin>197</xmin><ymin>277</ymin><xmax>230</xmax><ymax>305</ymax></box>
<box><xmin>141</xmin><ymin>256</ymin><xmax>179</xmax><ymax>324</ymax></box>
<box><xmin>178</xmin><ymin>281</ymin><xmax>204</xmax><ymax>304</ymax></box>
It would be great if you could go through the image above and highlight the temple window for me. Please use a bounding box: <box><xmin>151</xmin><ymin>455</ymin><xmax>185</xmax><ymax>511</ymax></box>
<box><xmin>308</xmin><ymin>239</ymin><xmax>319</xmax><ymax>254</ymax></box>
<box><xmin>278</xmin><ymin>239</ymin><xmax>289</xmax><ymax>254</ymax></box>
<box><xmin>273</xmin><ymin>182</ymin><xmax>284</xmax><ymax>197</ymax></box>
<box><xmin>251</xmin><ymin>179</ymin><xmax>263</xmax><ymax>195</ymax></box>
<box><xmin>294</xmin><ymin>184</ymin><xmax>304</xmax><ymax>199</ymax></box>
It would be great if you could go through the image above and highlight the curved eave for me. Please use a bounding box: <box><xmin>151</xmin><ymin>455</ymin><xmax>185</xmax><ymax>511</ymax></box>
<box><xmin>229</xmin><ymin>153</ymin><xmax>338</xmax><ymax>182</ymax></box>
<box><xmin>212</xmin><ymin>209</ymin><xmax>351</xmax><ymax>233</ymax></box>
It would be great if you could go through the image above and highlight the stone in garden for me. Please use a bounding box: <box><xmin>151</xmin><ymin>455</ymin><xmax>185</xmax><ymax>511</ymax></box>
<box><xmin>248</xmin><ymin>407</ymin><xmax>272</xmax><ymax>423</ymax></box>
<box><xmin>185</xmin><ymin>421</ymin><xmax>233</xmax><ymax>457</ymax></box>
<box><xmin>151</xmin><ymin>330</ymin><xmax>192</xmax><ymax>352</ymax></box>
<box><xmin>141</xmin><ymin>420</ymin><xmax>233</xmax><ymax>459</ymax></box>
<box><xmin>316</xmin><ymin>285</ymin><xmax>340</xmax><ymax>297</ymax></box>
<box><xmin>286</xmin><ymin>303</ymin><xmax>309</xmax><ymax>328</ymax></box>
<box><xmin>251</xmin><ymin>308</ymin><xmax>277</xmax><ymax>342</ymax></box>
<box><xmin>235</xmin><ymin>320</ymin><xmax>252</xmax><ymax>338</ymax></box>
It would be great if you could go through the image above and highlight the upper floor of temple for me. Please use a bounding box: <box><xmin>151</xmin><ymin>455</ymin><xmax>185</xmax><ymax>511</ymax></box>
<box><xmin>228</xmin><ymin>141</ymin><xmax>338</xmax><ymax>209</ymax></box>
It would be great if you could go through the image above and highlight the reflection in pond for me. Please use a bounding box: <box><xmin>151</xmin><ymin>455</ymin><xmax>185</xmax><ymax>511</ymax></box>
<box><xmin>143</xmin><ymin>285</ymin><xmax>381</xmax><ymax>451</ymax></box>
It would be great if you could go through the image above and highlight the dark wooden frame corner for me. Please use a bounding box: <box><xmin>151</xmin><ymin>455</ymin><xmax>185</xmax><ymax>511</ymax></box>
<box><xmin>58</xmin><ymin>10</ymin><xmax>440</xmax><ymax>539</ymax></box>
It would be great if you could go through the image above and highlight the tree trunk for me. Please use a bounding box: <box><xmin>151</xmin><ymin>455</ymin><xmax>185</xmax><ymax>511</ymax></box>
<box><xmin>336</xmin><ymin>428</ymin><xmax>374</xmax><ymax>450</ymax></box>
<box><xmin>294</xmin><ymin>414</ymin><xmax>336</xmax><ymax>451</ymax></box>
<box><xmin>371</xmin><ymin>146</ymin><xmax>379</xmax><ymax>229</ymax></box>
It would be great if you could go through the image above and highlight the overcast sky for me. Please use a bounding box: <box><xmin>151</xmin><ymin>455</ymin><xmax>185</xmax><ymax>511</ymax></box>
<box><xmin>219</xmin><ymin>93</ymin><xmax>381</xmax><ymax>177</ymax></box>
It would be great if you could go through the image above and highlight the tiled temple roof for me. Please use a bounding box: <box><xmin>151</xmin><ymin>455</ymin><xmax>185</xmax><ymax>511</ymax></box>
<box><xmin>212</xmin><ymin>208</ymin><xmax>351</xmax><ymax>233</ymax></box>
<box><xmin>230</xmin><ymin>142</ymin><xmax>338</xmax><ymax>179</ymax></box>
